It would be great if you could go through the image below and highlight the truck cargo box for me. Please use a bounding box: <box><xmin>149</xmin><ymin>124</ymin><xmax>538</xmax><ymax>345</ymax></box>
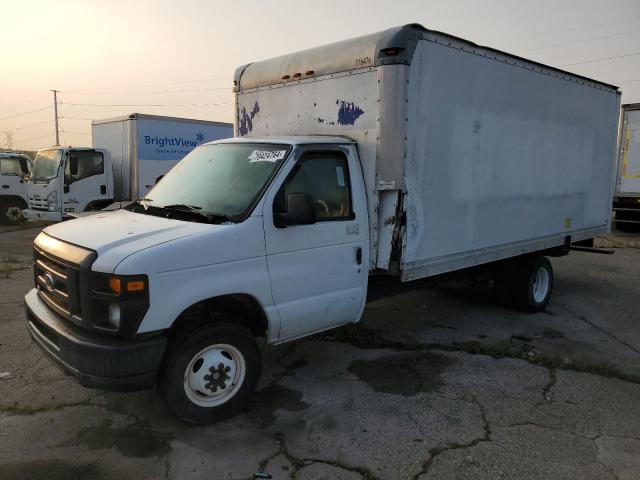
<box><xmin>234</xmin><ymin>24</ymin><xmax>621</xmax><ymax>280</ymax></box>
<box><xmin>92</xmin><ymin>113</ymin><xmax>233</xmax><ymax>201</ymax></box>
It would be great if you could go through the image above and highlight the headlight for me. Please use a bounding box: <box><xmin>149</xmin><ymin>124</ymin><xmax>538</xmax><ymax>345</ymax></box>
<box><xmin>107</xmin><ymin>303</ymin><xmax>121</xmax><ymax>329</ymax></box>
<box><xmin>89</xmin><ymin>273</ymin><xmax>149</xmax><ymax>335</ymax></box>
<box><xmin>46</xmin><ymin>191</ymin><xmax>58</xmax><ymax>211</ymax></box>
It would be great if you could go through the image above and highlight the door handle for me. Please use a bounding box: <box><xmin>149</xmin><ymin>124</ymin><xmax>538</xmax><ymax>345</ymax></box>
<box><xmin>1</xmin><ymin>185</ymin><xmax>9</xmax><ymax>189</ymax></box>
<box><xmin>355</xmin><ymin>247</ymin><xmax>362</xmax><ymax>265</ymax></box>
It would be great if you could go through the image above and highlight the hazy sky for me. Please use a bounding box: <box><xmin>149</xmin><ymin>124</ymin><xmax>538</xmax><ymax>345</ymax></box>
<box><xmin>1</xmin><ymin>0</ymin><xmax>639</xmax><ymax>150</ymax></box>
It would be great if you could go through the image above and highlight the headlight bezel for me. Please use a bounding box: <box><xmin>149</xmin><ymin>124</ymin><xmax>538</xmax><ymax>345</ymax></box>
<box><xmin>46</xmin><ymin>191</ymin><xmax>58</xmax><ymax>211</ymax></box>
<box><xmin>89</xmin><ymin>273</ymin><xmax>149</xmax><ymax>336</ymax></box>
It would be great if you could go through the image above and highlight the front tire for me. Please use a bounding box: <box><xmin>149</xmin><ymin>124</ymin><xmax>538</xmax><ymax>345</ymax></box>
<box><xmin>159</xmin><ymin>324</ymin><xmax>261</xmax><ymax>424</ymax></box>
<box><xmin>0</xmin><ymin>198</ymin><xmax>27</xmax><ymax>225</ymax></box>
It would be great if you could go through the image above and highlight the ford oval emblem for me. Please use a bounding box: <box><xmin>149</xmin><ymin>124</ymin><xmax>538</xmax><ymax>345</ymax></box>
<box><xmin>44</xmin><ymin>273</ymin><xmax>55</xmax><ymax>292</ymax></box>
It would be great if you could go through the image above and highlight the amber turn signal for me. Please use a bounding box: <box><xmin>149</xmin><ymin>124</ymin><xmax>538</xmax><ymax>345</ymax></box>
<box><xmin>108</xmin><ymin>277</ymin><xmax>121</xmax><ymax>294</ymax></box>
<box><xmin>126</xmin><ymin>281</ymin><xmax>145</xmax><ymax>292</ymax></box>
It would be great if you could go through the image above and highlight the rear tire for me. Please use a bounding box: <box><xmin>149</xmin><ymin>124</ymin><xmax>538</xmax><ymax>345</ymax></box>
<box><xmin>511</xmin><ymin>256</ymin><xmax>553</xmax><ymax>313</ymax></box>
<box><xmin>0</xmin><ymin>198</ymin><xmax>26</xmax><ymax>225</ymax></box>
<box><xmin>159</xmin><ymin>323</ymin><xmax>261</xmax><ymax>424</ymax></box>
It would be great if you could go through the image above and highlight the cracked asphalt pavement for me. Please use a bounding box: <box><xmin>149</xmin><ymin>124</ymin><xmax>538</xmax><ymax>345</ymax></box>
<box><xmin>1</xmin><ymin>224</ymin><xmax>639</xmax><ymax>479</ymax></box>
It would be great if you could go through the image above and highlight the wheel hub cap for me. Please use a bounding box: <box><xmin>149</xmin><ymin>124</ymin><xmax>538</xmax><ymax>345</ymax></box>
<box><xmin>7</xmin><ymin>207</ymin><xmax>22</xmax><ymax>221</ymax></box>
<box><xmin>532</xmin><ymin>267</ymin><xmax>550</xmax><ymax>303</ymax></box>
<box><xmin>183</xmin><ymin>344</ymin><xmax>246</xmax><ymax>407</ymax></box>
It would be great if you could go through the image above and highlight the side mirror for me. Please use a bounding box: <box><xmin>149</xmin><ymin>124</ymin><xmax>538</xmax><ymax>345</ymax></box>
<box><xmin>275</xmin><ymin>193</ymin><xmax>316</xmax><ymax>227</ymax></box>
<box><xmin>69</xmin><ymin>156</ymin><xmax>79</xmax><ymax>176</ymax></box>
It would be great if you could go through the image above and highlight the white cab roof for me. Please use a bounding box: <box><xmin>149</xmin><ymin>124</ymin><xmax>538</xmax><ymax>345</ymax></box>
<box><xmin>204</xmin><ymin>135</ymin><xmax>355</xmax><ymax>147</ymax></box>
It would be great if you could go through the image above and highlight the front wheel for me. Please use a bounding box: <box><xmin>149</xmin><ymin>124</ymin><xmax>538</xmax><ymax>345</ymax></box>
<box><xmin>159</xmin><ymin>324</ymin><xmax>261</xmax><ymax>424</ymax></box>
<box><xmin>0</xmin><ymin>198</ymin><xmax>27</xmax><ymax>225</ymax></box>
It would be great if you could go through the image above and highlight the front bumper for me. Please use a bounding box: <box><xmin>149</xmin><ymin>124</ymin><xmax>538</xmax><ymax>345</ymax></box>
<box><xmin>25</xmin><ymin>288</ymin><xmax>167</xmax><ymax>392</ymax></box>
<box><xmin>24</xmin><ymin>209</ymin><xmax>62</xmax><ymax>222</ymax></box>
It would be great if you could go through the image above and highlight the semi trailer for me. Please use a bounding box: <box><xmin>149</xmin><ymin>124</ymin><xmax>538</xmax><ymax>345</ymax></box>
<box><xmin>24</xmin><ymin>114</ymin><xmax>232</xmax><ymax>222</ymax></box>
<box><xmin>614</xmin><ymin>103</ymin><xmax>640</xmax><ymax>230</ymax></box>
<box><xmin>25</xmin><ymin>24</ymin><xmax>620</xmax><ymax>424</ymax></box>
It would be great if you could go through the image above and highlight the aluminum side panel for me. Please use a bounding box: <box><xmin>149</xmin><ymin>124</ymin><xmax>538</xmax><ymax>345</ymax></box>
<box><xmin>402</xmin><ymin>39</ymin><xmax>620</xmax><ymax>272</ymax></box>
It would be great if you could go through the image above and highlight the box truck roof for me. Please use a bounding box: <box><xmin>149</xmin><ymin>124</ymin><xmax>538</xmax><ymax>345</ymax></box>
<box><xmin>234</xmin><ymin>23</ymin><xmax>619</xmax><ymax>93</ymax></box>
<box><xmin>92</xmin><ymin>113</ymin><xmax>232</xmax><ymax>128</ymax></box>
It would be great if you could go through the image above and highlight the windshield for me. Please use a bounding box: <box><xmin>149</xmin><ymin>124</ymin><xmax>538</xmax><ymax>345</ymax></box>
<box><xmin>32</xmin><ymin>149</ymin><xmax>63</xmax><ymax>181</ymax></box>
<box><xmin>138</xmin><ymin>143</ymin><xmax>290</xmax><ymax>222</ymax></box>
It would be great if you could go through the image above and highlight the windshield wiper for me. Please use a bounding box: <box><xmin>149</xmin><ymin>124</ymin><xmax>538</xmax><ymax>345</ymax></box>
<box><xmin>162</xmin><ymin>203</ymin><xmax>202</xmax><ymax>211</ymax></box>
<box><xmin>160</xmin><ymin>204</ymin><xmax>231</xmax><ymax>224</ymax></box>
<box><xmin>137</xmin><ymin>197</ymin><xmax>154</xmax><ymax>210</ymax></box>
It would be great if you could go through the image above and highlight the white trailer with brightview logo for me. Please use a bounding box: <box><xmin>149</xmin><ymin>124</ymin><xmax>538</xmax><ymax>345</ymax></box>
<box><xmin>24</xmin><ymin>114</ymin><xmax>232</xmax><ymax>222</ymax></box>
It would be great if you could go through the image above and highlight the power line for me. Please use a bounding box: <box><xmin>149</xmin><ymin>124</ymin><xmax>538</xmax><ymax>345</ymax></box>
<box><xmin>0</xmin><ymin>93</ymin><xmax>49</xmax><ymax>109</ymax></box>
<box><xmin>60</xmin><ymin>86</ymin><xmax>231</xmax><ymax>95</ymax></box>
<box><xmin>525</xmin><ymin>28</ymin><xmax>640</xmax><ymax>52</ymax></box>
<box><xmin>60</xmin><ymin>130</ymin><xmax>91</xmax><ymax>135</ymax></box>
<box><xmin>12</xmin><ymin>133</ymin><xmax>52</xmax><ymax>144</ymax></box>
<box><xmin>13</xmin><ymin>119</ymin><xmax>53</xmax><ymax>131</ymax></box>
<box><xmin>60</xmin><ymin>115</ymin><xmax>95</xmax><ymax>121</ymax></box>
<box><xmin>60</xmin><ymin>102</ymin><xmax>230</xmax><ymax>107</ymax></box>
<box><xmin>560</xmin><ymin>51</ymin><xmax>640</xmax><ymax>67</ymax></box>
<box><xmin>0</xmin><ymin>106</ymin><xmax>53</xmax><ymax>122</ymax></box>
<box><xmin>63</xmin><ymin>76</ymin><xmax>231</xmax><ymax>93</ymax></box>
<box><xmin>520</xmin><ymin>15</ymin><xmax>640</xmax><ymax>40</ymax></box>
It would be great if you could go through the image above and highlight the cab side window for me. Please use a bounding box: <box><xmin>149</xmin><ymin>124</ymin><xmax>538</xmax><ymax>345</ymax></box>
<box><xmin>65</xmin><ymin>151</ymin><xmax>104</xmax><ymax>183</ymax></box>
<box><xmin>19</xmin><ymin>157</ymin><xmax>31</xmax><ymax>175</ymax></box>
<box><xmin>280</xmin><ymin>151</ymin><xmax>353</xmax><ymax>221</ymax></box>
<box><xmin>0</xmin><ymin>157</ymin><xmax>23</xmax><ymax>176</ymax></box>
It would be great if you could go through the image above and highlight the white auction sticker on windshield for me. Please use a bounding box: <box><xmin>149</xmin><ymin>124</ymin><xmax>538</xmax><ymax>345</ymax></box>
<box><xmin>248</xmin><ymin>150</ymin><xmax>287</xmax><ymax>163</ymax></box>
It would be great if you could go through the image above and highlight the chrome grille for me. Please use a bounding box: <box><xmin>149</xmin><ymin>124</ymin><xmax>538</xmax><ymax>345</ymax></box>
<box><xmin>34</xmin><ymin>248</ymin><xmax>77</xmax><ymax>319</ymax></box>
<box><xmin>29</xmin><ymin>195</ymin><xmax>48</xmax><ymax>211</ymax></box>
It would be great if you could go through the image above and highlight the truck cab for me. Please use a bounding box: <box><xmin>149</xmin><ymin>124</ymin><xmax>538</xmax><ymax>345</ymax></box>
<box><xmin>0</xmin><ymin>152</ymin><xmax>32</xmax><ymax>225</ymax></box>
<box><xmin>25</xmin><ymin>137</ymin><xmax>368</xmax><ymax>423</ymax></box>
<box><xmin>25</xmin><ymin>147</ymin><xmax>112</xmax><ymax>222</ymax></box>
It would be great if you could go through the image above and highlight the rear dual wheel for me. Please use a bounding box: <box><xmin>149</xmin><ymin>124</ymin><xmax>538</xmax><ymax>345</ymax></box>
<box><xmin>495</xmin><ymin>255</ymin><xmax>553</xmax><ymax>313</ymax></box>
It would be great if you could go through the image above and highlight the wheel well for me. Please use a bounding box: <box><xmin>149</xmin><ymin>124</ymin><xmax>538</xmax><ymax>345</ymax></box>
<box><xmin>0</xmin><ymin>195</ymin><xmax>27</xmax><ymax>208</ymax></box>
<box><xmin>171</xmin><ymin>294</ymin><xmax>269</xmax><ymax>338</ymax></box>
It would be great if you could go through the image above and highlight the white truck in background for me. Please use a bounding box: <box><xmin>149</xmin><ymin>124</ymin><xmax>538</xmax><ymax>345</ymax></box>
<box><xmin>25</xmin><ymin>24</ymin><xmax>620</xmax><ymax>424</ymax></box>
<box><xmin>0</xmin><ymin>152</ymin><xmax>32</xmax><ymax>224</ymax></box>
<box><xmin>614</xmin><ymin>103</ymin><xmax>640</xmax><ymax>230</ymax></box>
<box><xmin>24</xmin><ymin>114</ymin><xmax>232</xmax><ymax>222</ymax></box>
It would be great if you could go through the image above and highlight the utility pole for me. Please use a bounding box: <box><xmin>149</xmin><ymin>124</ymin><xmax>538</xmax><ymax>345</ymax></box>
<box><xmin>51</xmin><ymin>89</ymin><xmax>59</xmax><ymax>145</ymax></box>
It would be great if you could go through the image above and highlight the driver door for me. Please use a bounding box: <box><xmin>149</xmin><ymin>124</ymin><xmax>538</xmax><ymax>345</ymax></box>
<box><xmin>262</xmin><ymin>146</ymin><xmax>369</xmax><ymax>341</ymax></box>
<box><xmin>63</xmin><ymin>149</ymin><xmax>110</xmax><ymax>213</ymax></box>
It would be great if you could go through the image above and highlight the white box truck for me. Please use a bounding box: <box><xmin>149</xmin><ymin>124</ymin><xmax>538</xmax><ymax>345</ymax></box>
<box><xmin>24</xmin><ymin>25</ymin><xmax>620</xmax><ymax>424</ymax></box>
<box><xmin>24</xmin><ymin>113</ymin><xmax>233</xmax><ymax>222</ymax></box>
<box><xmin>0</xmin><ymin>152</ymin><xmax>32</xmax><ymax>224</ymax></box>
<box><xmin>613</xmin><ymin>103</ymin><xmax>640</xmax><ymax>230</ymax></box>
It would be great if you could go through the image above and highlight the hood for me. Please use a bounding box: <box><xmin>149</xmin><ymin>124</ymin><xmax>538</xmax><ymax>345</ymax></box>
<box><xmin>44</xmin><ymin>209</ymin><xmax>215</xmax><ymax>258</ymax></box>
